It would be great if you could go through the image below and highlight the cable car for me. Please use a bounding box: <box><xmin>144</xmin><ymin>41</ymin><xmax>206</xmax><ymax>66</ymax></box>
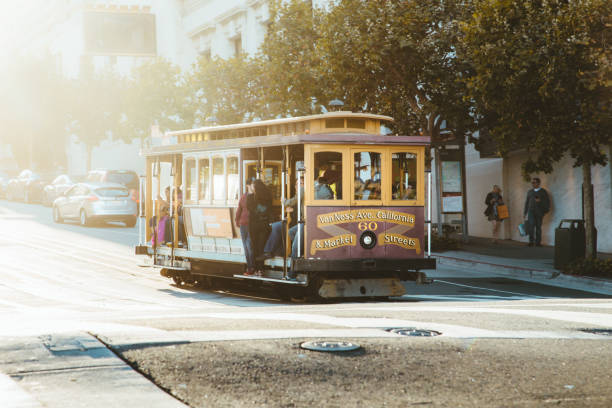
<box><xmin>135</xmin><ymin>112</ymin><xmax>435</xmax><ymax>299</ymax></box>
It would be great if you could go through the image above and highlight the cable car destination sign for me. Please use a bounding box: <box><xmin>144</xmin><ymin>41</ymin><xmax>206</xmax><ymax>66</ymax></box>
<box><xmin>310</xmin><ymin>208</ymin><xmax>421</xmax><ymax>255</ymax></box>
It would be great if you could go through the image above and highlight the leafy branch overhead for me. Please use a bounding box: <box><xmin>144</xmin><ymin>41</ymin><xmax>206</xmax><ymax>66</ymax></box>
<box><xmin>459</xmin><ymin>0</ymin><xmax>611</xmax><ymax>175</ymax></box>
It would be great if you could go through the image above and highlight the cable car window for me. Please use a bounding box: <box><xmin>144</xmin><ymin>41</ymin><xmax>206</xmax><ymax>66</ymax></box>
<box><xmin>227</xmin><ymin>157</ymin><xmax>239</xmax><ymax>201</ymax></box>
<box><xmin>325</xmin><ymin>118</ymin><xmax>344</xmax><ymax>128</ymax></box>
<box><xmin>199</xmin><ymin>158</ymin><xmax>210</xmax><ymax>201</ymax></box>
<box><xmin>262</xmin><ymin>164</ymin><xmax>281</xmax><ymax>201</ymax></box>
<box><xmin>185</xmin><ymin>159</ymin><xmax>196</xmax><ymax>201</ymax></box>
<box><xmin>354</xmin><ymin>152</ymin><xmax>382</xmax><ymax>200</ymax></box>
<box><xmin>313</xmin><ymin>151</ymin><xmax>342</xmax><ymax>200</ymax></box>
<box><xmin>392</xmin><ymin>152</ymin><xmax>417</xmax><ymax>200</ymax></box>
<box><xmin>212</xmin><ymin>157</ymin><xmax>225</xmax><ymax>201</ymax></box>
<box><xmin>347</xmin><ymin>118</ymin><xmax>366</xmax><ymax>129</ymax></box>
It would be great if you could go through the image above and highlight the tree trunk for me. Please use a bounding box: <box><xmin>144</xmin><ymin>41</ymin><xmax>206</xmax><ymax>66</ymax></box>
<box><xmin>582</xmin><ymin>162</ymin><xmax>596</xmax><ymax>258</ymax></box>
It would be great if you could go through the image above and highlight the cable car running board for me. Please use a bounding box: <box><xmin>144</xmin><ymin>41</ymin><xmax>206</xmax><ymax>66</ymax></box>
<box><xmin>232</xmin><ymin>274</ymin><xmax>307</xmax><ymax>285</ymax></box>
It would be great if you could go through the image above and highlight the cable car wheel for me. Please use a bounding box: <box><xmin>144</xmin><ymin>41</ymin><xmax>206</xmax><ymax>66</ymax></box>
<box><xmin>306</xmin><ymin>273</ymin><xmax>327</xmax><ymax>303</ymax></box>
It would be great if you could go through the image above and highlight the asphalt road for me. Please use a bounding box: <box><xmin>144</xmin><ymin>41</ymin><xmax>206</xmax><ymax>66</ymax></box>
<box><xmin>1</xmin><ymin>200</ymin><xmax>611</xmax><ymax>407</ymax></box>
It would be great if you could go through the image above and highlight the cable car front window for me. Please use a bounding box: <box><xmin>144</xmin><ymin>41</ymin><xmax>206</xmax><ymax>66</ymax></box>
<box><xmin>261</xmin><ymin>164</ymin><xmax>281</xmax><ymax>201</ymax></box>
<box><xmin>313</xmin><ymin>151</ymin><xmax>342</xmax><ymax>200</ymax></box>
<box><xmin>354</xmin><ymin>152</ymin><xmax>381</xmax><ymax>200</ymax></box>
<box><xmin>392</xmin><ymin>152</ymin><xmax>417</xmax><ymax>200</ymax></box>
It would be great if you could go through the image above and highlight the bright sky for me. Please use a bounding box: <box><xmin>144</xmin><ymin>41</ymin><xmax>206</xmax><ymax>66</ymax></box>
<box><xmin>0</xmin><ymin>0</ymin><xmax>46</xmax><ymax>57</ymax></box>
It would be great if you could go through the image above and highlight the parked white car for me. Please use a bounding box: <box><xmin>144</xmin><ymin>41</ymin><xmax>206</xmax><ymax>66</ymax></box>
<box><xmin>52</xmin><ymin>182</ymin><xmax>137</xmax><ymax>227</ymax></box>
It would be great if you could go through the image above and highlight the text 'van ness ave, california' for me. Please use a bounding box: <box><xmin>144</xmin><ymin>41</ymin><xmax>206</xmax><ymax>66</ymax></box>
<box><xmin>317</xmin><ymin>210</ymin><xmax>416</xmax><ymax>227</ymax></box>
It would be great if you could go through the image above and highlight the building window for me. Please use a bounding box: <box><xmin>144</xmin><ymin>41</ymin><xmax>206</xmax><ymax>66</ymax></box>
<box><xmin>200</xmin><ymin>49</ymin><xmax>211</xmax><ymax>61</ymax></box>
<box><xmin>233</xmin><ymin>35</ymin><xmax>242</xmax><ymax>56</ymax></box>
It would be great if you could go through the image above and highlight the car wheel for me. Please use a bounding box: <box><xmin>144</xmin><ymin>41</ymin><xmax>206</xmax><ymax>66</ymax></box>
<box><xmin>79</xmin><ymin>209</ymin><xmax>89</xmax><ymax>227</ymax></box>
<box><xmin>53</xmin><ymin>206</ymin><xmax>63</xmax><ymax>223</ymax></box>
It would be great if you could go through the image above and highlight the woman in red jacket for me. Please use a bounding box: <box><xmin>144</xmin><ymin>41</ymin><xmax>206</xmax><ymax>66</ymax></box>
<box><xmin>236</xmin><ymin>178</ymin><xmax>255</xmax><ymax>275</ymax></box>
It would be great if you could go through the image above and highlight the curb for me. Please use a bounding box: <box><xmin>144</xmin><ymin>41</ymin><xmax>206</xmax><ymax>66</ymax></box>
<box><xmin>433</xmin><ymin>253</ymin><xmax>612</xmax><ymax>296</ymax></box>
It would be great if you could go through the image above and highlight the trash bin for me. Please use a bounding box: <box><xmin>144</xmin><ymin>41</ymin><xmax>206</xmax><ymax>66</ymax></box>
<box><xmin>554</xmin><ymin>219</ymin><xmax>586</xmax><ymax>269</ymax></box>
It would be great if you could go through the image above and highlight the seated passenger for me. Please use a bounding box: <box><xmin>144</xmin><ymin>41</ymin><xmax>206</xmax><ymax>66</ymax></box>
<box><xmin>314</xmin><ymin>176</ymin><xmax>333</xmax><ymax>199</ymax></box>
<box><xmin>403</xmin><ymin>184</ymin><xmax>416</xmax><ymax>200</ymax></box>
<box><xmin>150</xmin><ymin>206</ymin><xmax>171</xmax><ymax>245</ymax></box>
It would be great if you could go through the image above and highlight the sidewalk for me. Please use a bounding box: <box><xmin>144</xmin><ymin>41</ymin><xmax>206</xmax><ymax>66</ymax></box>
<box><xmin>432</xmin><ymin>235</ymin><xmax>612</xmax><ymax>296</ymax></box>
<box><xmin>0</xmin><ymin>333</ymin><xmax>186</xmax><ymax>408</ymax></box>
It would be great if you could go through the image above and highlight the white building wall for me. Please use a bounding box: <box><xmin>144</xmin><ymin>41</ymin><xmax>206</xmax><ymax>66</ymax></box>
<box><xmin>464</xmin><ymin>144</ymin><xmax>504</xmax><ymax>238</ymax></box>
<box><xmin>66</xmin><ymin>135</ymin><xmax>145</xmax><ymax>176</ymax></box>
<box><xmin>183</xmin><ymin>0</ymin><xmax>269</xmax><ymax>58</ymax></box>
<box><xmin>464</xmin><ymin>145</ymin><xmax>612</xmax><ymax>253</ymax></box>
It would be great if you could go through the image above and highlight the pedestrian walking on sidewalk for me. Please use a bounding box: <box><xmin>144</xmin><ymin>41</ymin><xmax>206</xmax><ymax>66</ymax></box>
<box><xmin>523</xmin><ymin>177</ymin><xmax>550</xmax><ymax>247</ymax></box>
<box><xmin>485</xmin><ymin>185</ymin><xmax>504</xmax><ymax>243</ymax></box>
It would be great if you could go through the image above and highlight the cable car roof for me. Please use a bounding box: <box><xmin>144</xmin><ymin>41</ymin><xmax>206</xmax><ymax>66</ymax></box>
<box><xmin>142</xmin><ymin>132</ymin><xmax>431</xmax><ymax>157</ymax></box>
<box><xmin>165</xmin><ymin>111</ymin><xmax>394</xmax><ymax>137</ymax></box>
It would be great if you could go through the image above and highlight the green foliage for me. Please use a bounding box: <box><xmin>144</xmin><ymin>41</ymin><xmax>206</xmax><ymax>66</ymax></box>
<box><xmin>287</xmin><ymin>0</ymin><xmax>474</xmax><ymax>139</ymax></box>
<box><xmin>425</xmin><ymin>234</ymin><xmax>461</xmax><ymax>252</ymax></box>
<box><xmin>562</xmin><ymin>257</ymin><xmax>612</xmax><ymax>279</ymax></box>
<box><xmin>186</xmin><ymin>55</ymin><xmax>265</xmax><ymax>125</ymax></box>
<box><xmin>258</xmin><ymin>0</ymin><xmax>329</xmax><ymax>117</ymax></box>
<box><xmin>459</xmin><ymin>0</ymin><xmax>611</xmax><ymax>173</ymax></box>
<box><xmin>120</xmin><ymin>58</ymin><xmax>187</xmax><ymax>140</ymax></box>
<box><xmin>66</xmin><ymin>68</ymin><xmax>127</xmax><ymax>169</ymax></box>
<box><xmin>459</xmin><ymin>0</ymin><xmax>611</xmax><ymax>257</ymax></box>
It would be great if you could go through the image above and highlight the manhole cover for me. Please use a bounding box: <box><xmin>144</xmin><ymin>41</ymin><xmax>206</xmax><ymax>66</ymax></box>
<box><xmin>580</xmin><ymin>329</ymin><xmax>612</xmax><ymax>336</ymax></box>
<box><xmin>386</xmin><ymin>328</ymin><xmax>442</xmax><ymax>337</ymax></box>
<box><xmin>300</xmin><ymin>341</ymin><xmax>361</xmax><ymax>352</ymax></box>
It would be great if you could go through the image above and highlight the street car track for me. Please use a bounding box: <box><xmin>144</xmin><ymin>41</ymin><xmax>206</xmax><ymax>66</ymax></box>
<box><xmin>433</xmin><ymin>279</ymin><xmax>542</xmax><ymax>299</ymax></box>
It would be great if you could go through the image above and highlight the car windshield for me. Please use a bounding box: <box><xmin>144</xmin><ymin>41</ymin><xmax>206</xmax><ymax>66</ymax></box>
<box><xmin>107</xmin><ymin>173</ymin><xmax>137</xmax><ymax>189</ymax></box>
<box><xmin>95</xmin><ymin>188</ymin><xmax>129</xmax><ymax>198</ymax></box>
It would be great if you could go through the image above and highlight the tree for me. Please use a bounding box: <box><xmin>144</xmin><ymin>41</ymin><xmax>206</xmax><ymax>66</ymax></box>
<box><xmin>313</xmin><ymin>0</ymin><xmax>474</xmax><ymax>139</ymax></box>
<box><xmin>460</xmin><ymin>0</ymin><xmax>611</xmax><ymax>257</ymax></box>
<box><xmin>186</xmin><ymin>55</ymin><xmax>266</xmax><ymax>125</ymax></box>
<box><xmin>257</xmin><ymin>0</ymin><xmax>331</xmax><ymax>117</ymax></box>
<box><xmin>67</xmin><ymin>68</ymin><xmax>125</xmax><ymax>171</ymax></box>
<box><xmin>119</xmin><ymin>58</ymin><xmax>188</xmax><ymax>141</ymax></box>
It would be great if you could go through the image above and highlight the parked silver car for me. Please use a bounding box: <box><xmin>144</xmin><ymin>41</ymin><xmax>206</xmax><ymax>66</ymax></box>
<box><xmin>52</xmin><ymin>182</ymin><xmax>137</xmax><ymax>227</ymax></box>
<box><xmin>42</xmin><ymin>174</ymin><xmax>82</xmax><ymax>207</ymax></box>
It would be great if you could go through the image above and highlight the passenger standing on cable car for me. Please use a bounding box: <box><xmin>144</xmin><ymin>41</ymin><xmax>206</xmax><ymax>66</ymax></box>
<box><xmin>236</xmin><ymin>178</ymin><xmax>255</xmax><ymax>275</ymax></box>
<box><xmin>247</xmin><ymin>179</ymin><xmax>273</xmax><ymax>276</ymax></box>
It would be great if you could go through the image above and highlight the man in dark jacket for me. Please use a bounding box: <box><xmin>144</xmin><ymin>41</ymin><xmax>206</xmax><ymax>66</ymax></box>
<box><xmin>523</xmin><ymin>177</ymin><xmax>550</xmax><ymax>247</ymax></box>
